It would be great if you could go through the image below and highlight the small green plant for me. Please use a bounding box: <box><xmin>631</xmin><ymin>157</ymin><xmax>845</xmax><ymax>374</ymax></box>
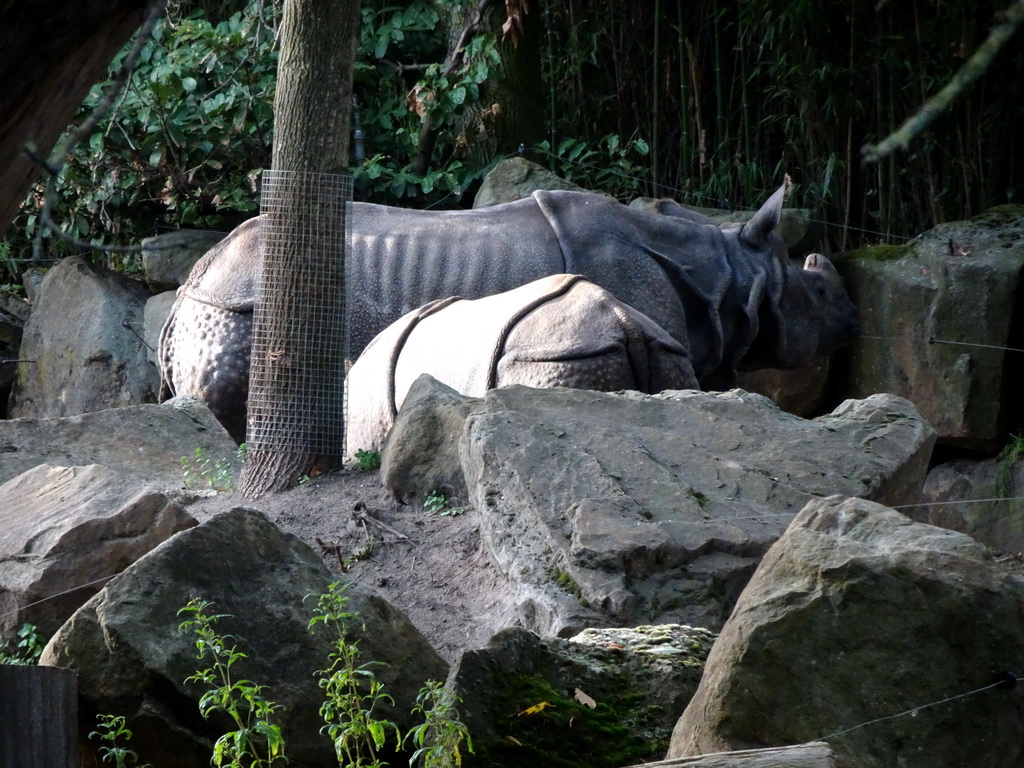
<box><xmin>88</xmin><ymin>714</ymin><xmax>152</xmax><ymax>768</ymax></box>
<box><xmin>354</xmin><ymin>449</ymin><xmax>382</xmax><ymax>472</ymax></box>
<box><xmin>996</xmin><ymin>432</ymin><xmax>1024</xmax><ymax>498</ymax></box>
<box><xmin>0</xmin><ymin>622</ymin><xmax>46</xmax><ymax>665</ymax></box>
<box><xmin>178</xmin><ymin>598</ymin><xmax>287</xmax><ymax>767</ymax></box>
<box><xmin>181</xmin><ymin>447</ymin><xmax>238</xmax><ymax>491</ymax></box>
<box><xmin>307</xmin><ymin>582</ymin><xmax>400</xmax><ymax>768</ymax></box>
<box><xmin>405</xmin><ymin>681</ymin><xmax>473</xmax><ymax>768</ymax></box>
<box><xmin>423</xmin><ymin>490</ymin><xmax>452</xmax><ymax>515</ymax></box>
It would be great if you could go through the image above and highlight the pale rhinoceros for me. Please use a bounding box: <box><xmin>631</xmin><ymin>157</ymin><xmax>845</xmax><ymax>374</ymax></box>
<box><xmin>345</xmin><ymin>273</ymin><xmax>699</xmax><ymax>455</ymax></box>
<box><xmin>158</xmin><ymin>178</ymin><xmax>859</xmax><ymax>442</ymax></box>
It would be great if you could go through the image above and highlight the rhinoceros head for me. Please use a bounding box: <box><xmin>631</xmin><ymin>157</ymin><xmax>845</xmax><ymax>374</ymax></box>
<box><xmin>734</xmin><ymin>178</ymin><xmax>860</xmax><ymax>371</ymax></box>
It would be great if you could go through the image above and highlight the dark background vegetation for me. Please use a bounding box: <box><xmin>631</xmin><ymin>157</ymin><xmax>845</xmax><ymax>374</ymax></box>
<box><xmin>1</xmin><ymin>0</ymin><xmax>1021</xmax><ymax>285</ymax></box>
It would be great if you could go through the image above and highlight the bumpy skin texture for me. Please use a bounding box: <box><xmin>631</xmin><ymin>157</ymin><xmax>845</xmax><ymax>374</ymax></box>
<box><xmin>345</xmin><ymin>274</ymin><xmax>700</xmax><ymax>454</ymax></box>
<box><xmin>159</xmin><ymin>180</ymin><xmax>860</xmax><ymax>441</ymax></box>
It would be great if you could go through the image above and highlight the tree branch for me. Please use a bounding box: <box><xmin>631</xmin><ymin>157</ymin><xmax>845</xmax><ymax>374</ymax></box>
<box><xmin>28</xmin><ymin>0</ymin><xmax>168</xmax><ymax>261</ymax></box>
<box><xmin>861</xmin><ymin>0</ymin><xmax>1024</xmax><ymax>164</ymax></box>
<box><xmin>410</xmin><ymin>0</ymin><xmax>499</xmax><ymax>177</ymax></box>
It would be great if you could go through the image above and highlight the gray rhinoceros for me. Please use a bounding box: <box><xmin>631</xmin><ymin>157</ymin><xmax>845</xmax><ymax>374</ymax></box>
<box><xmin>346</xmin><ymin>273</ymin><xmax>699</xmax><ymax>454</ymax></box>
<box><xmin>159</xmin><ymin>178</ymin><xmax>859</xmax><ymax>442</ymax></box>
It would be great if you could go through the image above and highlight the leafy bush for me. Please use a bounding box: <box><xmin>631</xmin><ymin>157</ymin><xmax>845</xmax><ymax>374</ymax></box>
<box><xmin>89</xmin><ymin>715</ymin><xmax>153</xmax><ymax>768</ymax></box>
<box><xmin>0</xmin><ymin>622</ymin><xmax>46</xmax><ymax>665</ymax></box>
<box><xmin>6</xmin><ymin>0</ymin><xmax>279</xmax><ymax>274</ymax></box>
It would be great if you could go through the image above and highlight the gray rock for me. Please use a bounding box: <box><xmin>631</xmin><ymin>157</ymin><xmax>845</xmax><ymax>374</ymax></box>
<box><xmin>448</xmin><ymin>624</ymin><xmax>715</xmax><ymax>768</ymax></box>
<box><xmin>473</xmin><ymin>156</ymin><xmax>585</xmax><ymax>208</ymax></box>
<box><xmin>0</xmin><ymin>396</ymin><xmax>239</xmax><ymax>490</ymax></box>
<box><xmin>0</xmin><ymin>289</ymin><xmax>26</xmax><ymax>412</ymax></box>
<box><xmin>386</xmin><ymin>382</ymin><xmax>935</xmax><ymax>634</ymax></box>
<box><xmin>22</xmin><ymin>267</ymin><xmax>46</xmax><ymax>303</ymax></box>
<box><xmin>668</xmin><ymin>495</ymin><xmax>1024</xmax><ymax>768</ymax></box>
<box><xmin>919</xmin><ymin>453</ymin><xmax>1024</xmax><ymax>555</ymax></box>
<box><xmin>378</xmin><ymin>375</ymin><xmax>476</xmax><ymax>503</ymax></box>
<box><xmin>144</xmin><ymin>290</ymin><xmax>176</xmax><ymax>365</ymax></box>
<box><xmin>737</xmin><ymin>356</ymin><xmax>831</xmax><ymax>417</ymax></box>
<box><xmin>836</xmin><ymin>205</ymin><xmax>1024</xmax><ymax>449</ymax></box>
<box><xmin>0</xmin><ymin>464</ymin><xmax>195</xmax><ymax>643</ymax></box>
<box><xmin>8</xmin><ymin>256</ymin><xmax>158</xmax><ymax>418</ymax></box>
<box><xmin>141</xmin><ymin>229</ymin><xmax>227</xmax><ymax>293</ymax></box>
<box><xmin>40</xmin><ymin>507</ymin><xmax>448</xmax><ymax>768</ymax></box>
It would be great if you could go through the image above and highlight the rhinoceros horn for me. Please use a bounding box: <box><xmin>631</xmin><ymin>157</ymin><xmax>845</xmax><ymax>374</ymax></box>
<box><xmin>739</xmin><ymin>175</ymin><xmax>792</xmax><ymax>249</ymax></box>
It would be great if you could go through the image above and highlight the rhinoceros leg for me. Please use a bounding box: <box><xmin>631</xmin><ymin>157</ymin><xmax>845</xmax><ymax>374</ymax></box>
<box><xmin>163</xmin><ymin>296</ymin><xmax>252</xmax><ymax>443</ymax></box>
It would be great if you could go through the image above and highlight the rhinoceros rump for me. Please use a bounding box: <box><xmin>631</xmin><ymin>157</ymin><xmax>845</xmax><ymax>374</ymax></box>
<box><xmin>159</xmin><ymin>179</ymin><xmax>859</xmax><ymax>442</ymax></box>
<box><xmin>346</xmin><ymin>273</ymin><xmax>700</xmax><ymax>455</ymax></box>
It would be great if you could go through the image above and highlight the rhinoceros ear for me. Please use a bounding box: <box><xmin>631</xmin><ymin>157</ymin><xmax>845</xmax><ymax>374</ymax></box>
<box><xmin>740</xmin><ymin>175</ymin><xmax>792</xmax><ymax>249</ymax></box>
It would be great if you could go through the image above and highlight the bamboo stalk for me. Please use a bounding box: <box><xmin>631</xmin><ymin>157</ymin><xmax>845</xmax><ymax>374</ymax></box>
<box><xmin>677</xmin><ymin>0</ymin><xmax>688</xmax><ymax>181</ymax></box>
<box><xmin>652</xmin><ymin>0</ymin><xmax>661</xmax><ymax>194</ymax></box>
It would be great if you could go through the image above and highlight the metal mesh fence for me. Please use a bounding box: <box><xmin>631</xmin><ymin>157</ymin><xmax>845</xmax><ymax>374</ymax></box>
<box><xmin>246</xmin><ymin>169</ymin><xmax>351</xmax><ymax>458</ymax></box>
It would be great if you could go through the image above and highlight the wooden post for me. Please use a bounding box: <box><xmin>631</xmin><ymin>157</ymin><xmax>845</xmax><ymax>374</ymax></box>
<box><xmin>623</xmin><ymin>741</ymin><xmax>837</xmax><ymax>767</ymax></box>
<box><xmin>0</xmin><ymin>665</ymin><xmax>78</xmax><ymax>768</ymax></box>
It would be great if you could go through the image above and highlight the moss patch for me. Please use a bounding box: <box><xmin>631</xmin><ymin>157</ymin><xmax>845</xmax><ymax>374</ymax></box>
<box><xmin>472</xmin><ymin>674</ymin><xmax>660</xmax><ymax>768</ymax></box>
<box><xmin>844</xmin><ymin>243</ymin><xmax>911</xmax><ymax>262</ymax></box>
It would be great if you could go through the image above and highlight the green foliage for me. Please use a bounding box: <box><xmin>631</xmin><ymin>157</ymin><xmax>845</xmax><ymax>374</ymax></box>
<box><xmin>307</xmin><ymin>581</ymin><xmax>400</xmax><ymax>768</ymax></box>
<box><xmin>352</xmin><ymin>1</ymin><xmax>500</xmax><ymax>203</ymax></box>
<box><xmin>405</xmin><ymin>681</ymin><xmax>473</xmax><ymax>768</ymax></box>
<box><xmin>0</xmin><ymin>622</ymin><xmax>46</xmax><ymax>665</ymax></box>
<box><xmin>180</xmin><ymin>446</ymin><xmax>239</xmax><ymax>491</ymax></box>
<box><xmin>535</xmin><ymin>134</ymin><xmax>651</xmax><ymax>200</ymax></box>
<box><xmin>996</xmin><ymin>433</ymin><xmax>1024</xmax><ymax>498</ymax></box>
<box><xmin>178</xmin><ymin>598</ymin><xmax>287</xmax><ymax>767</ymax></box>
<box><xmin>423</xmin><ymin>490</ymin><xmax>461</xmax><ymax>516</ymax></box>
<box><xmin>354</xmin><ymin>449</ymin><xmax>382</xmax><ymax>472</ymax></box>
<box><xmin>5</xmin><ymin>0</ymin><xmax>279</xmax><ymax>273</ymax></box>
<box><xmin>88</xmin><ymin>714</ymin><xmax>153</xmax><ymax>768</ymax></box>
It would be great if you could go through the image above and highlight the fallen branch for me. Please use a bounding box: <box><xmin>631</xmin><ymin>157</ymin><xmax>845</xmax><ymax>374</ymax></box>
<box><xmin>352</xmin><ymin>501</ymin><xmax>411</xmax><ymax>542</ymax></box>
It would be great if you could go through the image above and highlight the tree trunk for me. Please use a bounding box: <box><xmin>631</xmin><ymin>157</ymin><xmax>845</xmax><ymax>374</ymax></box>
<box><xmin>0</xmin><ymin>1</ymin><xmax>148</xmax><ymax>238</ymax></box>
<box><xmin>238</xmin><ymin>0</ymin><xmax>360</xmax><ymax>498</ymax></box>
<box><xmin>461</xmin><ymin>0</ymin><xmax>546</xmax><ymax>170</ymax></box>
<box><xmin>411</xmin><ymin>0</ymin><xmax>545</xmax><ymax>177</ymax></box>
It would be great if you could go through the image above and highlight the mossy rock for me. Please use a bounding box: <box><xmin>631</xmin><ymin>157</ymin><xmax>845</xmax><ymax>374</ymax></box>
<box><xmin>449</xmin><ymin>625</ymin><xmax>716</xmax><ymax>768</ymax></box>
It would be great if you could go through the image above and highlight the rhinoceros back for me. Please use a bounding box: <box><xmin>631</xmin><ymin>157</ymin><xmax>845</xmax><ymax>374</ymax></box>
<box><xmin>346</xmin><ymin>196</ymin><xmax>566</xmax><ymax>356</ymax></box>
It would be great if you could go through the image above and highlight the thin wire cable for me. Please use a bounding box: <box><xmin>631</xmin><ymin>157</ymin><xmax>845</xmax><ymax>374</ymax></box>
<box><xmin>0</xmin><ymin>573</ymin><xmax>121</xmax><ymax>621</ymax></box>
<box><xmin>858</xmin><ymin>334</ymin><xmax>1024</xmax><ymax>354</ymax></box>
<box><xmin>814</xmin><ymin>678</ymin><xmax>1012</xmax><ymax>742</ymax></box>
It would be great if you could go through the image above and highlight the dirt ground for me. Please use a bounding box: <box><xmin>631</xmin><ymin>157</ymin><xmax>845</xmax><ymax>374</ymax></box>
<box><xmin>186</xmin><ymin>467</ymin><xmax>519</xmax><ymax>663</ymax></box>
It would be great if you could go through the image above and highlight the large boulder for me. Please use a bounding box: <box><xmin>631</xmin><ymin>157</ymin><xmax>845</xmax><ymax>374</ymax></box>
<box><xmin>141</xmin><ymin>229</ymin><xmax>227</xmax><ymax>293</ymax></box>
<box><xmin>8</xmin><ymin>256</ymin><xmax>158</xmax><ymax>418</ymax></box>
<box><xmin>835</xmin><ymin>205</ymin><xmax>1024</xmax><ymax>450</ymax></box>
<box><xmin>0</xmin><ymin>396</ymin><xmax>239</xmax><ymax>489</ymax></box>
<box><xmin>41</xmin><ymin>507</ymin><xmax>448</xmax><ymax>768</ymax></box>
<box><xmin>383</xmin><ymin>378</ymin><xmax>936</xmax><ymax>634</ymax></box>
<box><xmin>0</xmin><ymin>464</ymin><xmax>195</xmax><ymax>643</ymax></box>
<box><xmin>0</xmin><ymin>288</ymin><xmax>28</xmax><ymax>414</ymax></box>
<box><xmin>143</xmin><ymin>291</ymin><xmax>177</xmax><ymax>365</ymax></box>
<box><xmin>919</xmin><ymin>452</ymin><xmax>1024</xmax><ymax>555</ymax></box>
<box><xmin>667</xmin><ymin>495</ymin><xmax>1024</xmax><ymax>768</ymax></box>
<box><xmin>472</xmin><ymin>156</ymin><xmax>585</xmax><ymax>208</ymax></box>
<box><xmin>448</xmin><ymin>624</ymin><xmax>716</xmax><ymax>768</ymax></box>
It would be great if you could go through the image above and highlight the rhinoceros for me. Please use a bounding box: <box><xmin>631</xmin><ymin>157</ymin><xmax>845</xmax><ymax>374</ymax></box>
<box><xmin>158</xmin><ymin>178</ymin><xmax>859</xmax><ymax>442</ymax></box>
<box><xmin>346</xmin><ymin>273</ymin><xmax>699</xmax><ymax>455</ymax></box>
